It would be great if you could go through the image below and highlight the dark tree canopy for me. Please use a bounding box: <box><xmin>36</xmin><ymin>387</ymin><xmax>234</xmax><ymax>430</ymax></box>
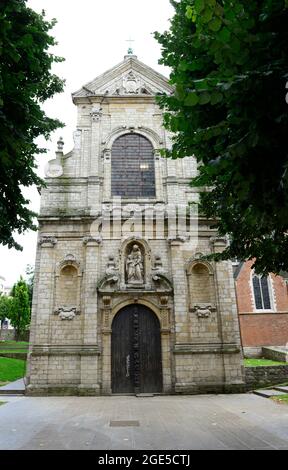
<box><xmin>0</xmin><ymin>0</ymin><xmax>64</xmax><ymax>250</ymax></box>
<box><xmin>155</xmin><ymin>0</ymin><xmax>288</xmax><ymax>274</ymax></box>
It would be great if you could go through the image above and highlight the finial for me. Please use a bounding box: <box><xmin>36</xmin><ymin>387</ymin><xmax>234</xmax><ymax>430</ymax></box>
<box><xmin>126</xmin><ymin>38</ymin><xmax>135</xmax><ymax>56</ymax></box>
<box><xmin>57</xmin><ymin>137</ymin><xmax>64</xmax><ymax>152</ymax></box>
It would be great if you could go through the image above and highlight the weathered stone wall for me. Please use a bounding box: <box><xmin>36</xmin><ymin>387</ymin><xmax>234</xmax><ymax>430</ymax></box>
<box><xmin>262</xmin><ymin>346</ymin><xmax>288</xmax><ymax>363</ymax></box>
<box><xmin>245</xmin><ymin>365</ymin><xmax>288</xmax><ymax>390</ymax></box>
<box><xmin>0</xmin><ymin>330</ymin><xmax>15</xmax><ymax>341</ymax></box>
<box><xmin>0</xmin><ymin>329</ymin><xmax>29</xmax><ymax>341</ymax></box>
<box><xmin>27</xmin><ymin>56</ymin><xmax>245</xmax><ymax>396</ymax></box>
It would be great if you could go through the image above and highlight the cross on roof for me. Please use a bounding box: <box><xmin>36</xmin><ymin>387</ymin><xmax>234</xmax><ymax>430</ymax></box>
<box><xmin>126</xmin><ymin>38</ymin><xmax>135</xmax><ymax>55</ymax></box>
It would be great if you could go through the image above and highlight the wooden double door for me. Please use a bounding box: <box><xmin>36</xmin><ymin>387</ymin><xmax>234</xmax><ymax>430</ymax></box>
<box><xmin>111</xmin><ymin>305</ymin><xmax>162</xmax><ymax>394</ymax></box>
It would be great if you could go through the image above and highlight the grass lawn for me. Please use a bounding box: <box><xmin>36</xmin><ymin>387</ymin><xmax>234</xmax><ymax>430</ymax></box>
<box><xmin>0</xmin><ymin>357</ymin><xmax>26</xmax><ymax>384</ymax></box>
<box><xmin>244</xmin><ymin>358</ymin><xmax>287</xmax><ymax>367</ymax></box>
<box><xmin>0</xmin><ymin>341</ymin><xmax>29</xmax><ymax>353</ymax></box>
<box><xmin>271</xmin><ymin>394</ymin><xmax>288</xmax><ymax>405</ymax></box>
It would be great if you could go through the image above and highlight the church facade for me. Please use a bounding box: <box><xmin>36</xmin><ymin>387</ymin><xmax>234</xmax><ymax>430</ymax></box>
<box><xmin>27</xmin><ymin>55</ymin><xmax>245</xmax><ymax>396</ymax></box>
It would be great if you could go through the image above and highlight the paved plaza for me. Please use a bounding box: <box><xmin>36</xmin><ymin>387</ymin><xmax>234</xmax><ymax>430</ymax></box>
<box><xmin>0</xmin><ymin>393</ymin><xmax>287</xmax><ymax>450</ymax></box>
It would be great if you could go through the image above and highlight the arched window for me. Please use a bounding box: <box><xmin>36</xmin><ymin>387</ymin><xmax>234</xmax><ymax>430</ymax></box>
<box><xmin>111</xmin><ymin>133</ymin><xmax>155</xmax><ymax>198</ymax></box>
<box><xmin>252</xmin><ymin>274</ymin><xmax>273</xmax><ymax>310</ymax></box>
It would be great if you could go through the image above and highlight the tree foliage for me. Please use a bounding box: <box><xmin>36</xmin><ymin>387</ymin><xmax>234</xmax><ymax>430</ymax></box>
<box><xmin>9</xmin><ymin>277</ymin><xmax>30</xmax><ymax>340</ymax></box>
<box><xmin>0</xmin><ymin>0</ymin><xmax>64</xmax><ymax>250</ymax></box>
<box><xmin>155</xmin><ymin>0</ymin><xmax>288</xmax><ymax>274</ymax></box>
<box><xmin>0</xmin><ymin>294</ymin><xmax>13</xmax><ymax>325</ymax></box>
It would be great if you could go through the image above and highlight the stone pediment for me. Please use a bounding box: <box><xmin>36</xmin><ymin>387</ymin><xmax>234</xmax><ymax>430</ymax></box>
<box><xmin>72</xmin><ymin>55</ymin><xmax>173</xmax><ymax>100</ymax></box>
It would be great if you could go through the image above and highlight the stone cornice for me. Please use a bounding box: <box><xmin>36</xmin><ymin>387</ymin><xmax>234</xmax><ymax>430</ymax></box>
<box><xmin>30</xmin><ymin>345</ymin><xmax>101</xmax><ymax>356</ymax></box>
<box><xmin>174</xmin><ymin>343</ymin><xmax>241</xmax><ymax>355</ymax></box>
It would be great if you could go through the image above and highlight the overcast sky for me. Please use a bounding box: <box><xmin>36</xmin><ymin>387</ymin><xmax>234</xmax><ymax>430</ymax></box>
<box><xmin>0</xmin><ymin>0</ymin><xmax>174</xmax><ymax>287</ymax></box>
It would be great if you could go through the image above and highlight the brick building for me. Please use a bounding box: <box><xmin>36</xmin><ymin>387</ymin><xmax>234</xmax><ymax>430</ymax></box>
<box><xmin>26</xmin><ymin>54</ymin><xmax>244</xmax><ymax>396</ymax></box>
<box><xmin>234</xmin><ymin>260</ymin><xmax>288</xmax><ymax>356</ymax></box>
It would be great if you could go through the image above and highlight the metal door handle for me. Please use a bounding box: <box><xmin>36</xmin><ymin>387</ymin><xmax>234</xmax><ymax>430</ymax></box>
<box><xmin>126</xmin><ymin>354</ymin><xmax>130</xmax><ymax>377</ymax></box>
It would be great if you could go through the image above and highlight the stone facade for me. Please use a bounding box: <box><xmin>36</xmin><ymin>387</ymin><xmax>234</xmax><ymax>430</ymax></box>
<box><xmin>26</xmin><ymin>55</ymin><xmax>244</xmax><ymax>396</ymax></box>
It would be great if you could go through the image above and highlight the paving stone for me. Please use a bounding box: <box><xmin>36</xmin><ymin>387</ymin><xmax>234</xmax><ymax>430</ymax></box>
<box><xmin>275</xmin><ymin>386</ymin><xmax>288</xmax><ymax>393</ymax></box>
<box><xmin>253</xmin><ymin>389</ymin><xmax>288</xmax><ymax>398</ymax></box>
<box><xmin>0</xmin><ymin>394</ymin><xmax>288</xmax><ymax>450</ymax></box>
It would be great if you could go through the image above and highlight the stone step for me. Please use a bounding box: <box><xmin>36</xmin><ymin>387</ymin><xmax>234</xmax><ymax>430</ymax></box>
<box><xmin>253</xmin><ymin>389</ymin><xmax>287</xmax><ymax>398</ymax></box>
<box><xmin>0</xmin><ymin>390</ymin><xmax>25</xmax><ymax>396</ymax></box>
<box><xmin>274</xmin><ymin>386</ymin><xmax>288</xmax><ymax>393</ymax></box>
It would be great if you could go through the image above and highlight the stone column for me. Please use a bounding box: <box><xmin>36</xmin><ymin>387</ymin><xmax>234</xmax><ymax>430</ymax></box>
<box><xmin>88</xmin><ymin>107</ymin><xmax>102</xmax><ymax>211</ymax></box>
<box><xmin>154</xmin><ymin>150</ymin><xmax>164</xmax><ymax>201</ymax></box>
<box><xmin>159</xmin><ymin>296</ymin><xmax>173</xmax><ymax>393</ymax></box>
<box><xmin>27</xmin><ymin>236</ymin><xmax>57</xmax><ymax>392</ymax></box>
<box><xmin>103</xmin><ymin>149</ymin><xmax>111</xmax><ymax>201</ymax></box>
<box><xmin>211</xmin><ymin>237</ymin><xmax>245</xmax><ymax>391</ymax></box>
<box><xmin>101</xmin><ymin>296</ymin><xmax>113</xmax><ymax>395</ymax></box>
<box><xmin>79</xmin><ymin>236</ymin><xmax>102</xmax><ymax>395</ymax></box>
<box><xmin>168</xmin><ymin>237</ymin><xmax>189</xmax><ymax>344</ymax></box>
<box><xmin>89</xmin><ymin>106</ymin><xmax>102</xmax><ymax>176</ymax></box>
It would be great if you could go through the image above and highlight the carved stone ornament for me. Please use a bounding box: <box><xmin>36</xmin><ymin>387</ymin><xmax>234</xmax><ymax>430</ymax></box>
<box><xmin>123</xmin><ymin>71</ymin><xmax>140</xmax><ymax>94</ymax></box>
<box><xmin>153</xmin><ymin>255</ymin><xmax>165</xmax><ymax>275</ymax></box>
<box><xmin>102</xmin><ymin>296</ymin><xmax>112</xmax><ymax>308</ymax></box>
<box><xmin>151</xmin><ymin>256</ymin><xmax>173</xmax><ymax>292</ymax></box>
<box><xmin>90</xmin><ymin>105</ymin><xmax>102</xmax><ymax>122</ymax></box>
<box><xmin>191</xmin><ymin>304</ymin><xmax>216</xmax><ymax>318</ymax></box>
<box><xmin>103</xmin><ymin>71</ymin><xmax>152</xmax><ymax>96</ymax></box>
<box><xmin>39</xmin><ymin>237</ymin><xmax>57</xmax><ymax>247</ymax></box>
<box><xmin>168</xmin><ymin>235</ymin><xmax>189</xmax><ymax>244</ymax></box>
<box><xmin>105</xmin><ymin>256</ymin><xmax>119</xmax><ymax>284</ymax></box>
<box><xmin>44</xmin><ymin>160</ymin><xmax>63</xmax><ymax>178</ymax></box>
<box><xmin>126</xmin><ymin>245</ymin><xmax>144</xmax><ymax>285</ymax></box>
<box><xmin>54</xmin><ymin>306</ymin><xmax>80</xmax><ymax>321</ymax></box>
<box><xmin>83</xmin><ymin>236</ymin><xmax>102</xmax><ymax>246</ymax></box>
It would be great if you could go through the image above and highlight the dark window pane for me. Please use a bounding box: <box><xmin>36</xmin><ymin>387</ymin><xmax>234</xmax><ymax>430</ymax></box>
<box><xmin>111</xmin><ymin>133</ymin><xmax>156</xmax><ymax>198</ymax></box>
<box><xmin>253</xmin><ymin>276</ymin><xmax>263</xmax><ymax>309</ymax></box>
<box><xmin>261</xmin><ymin>277</ymin><xmax>271</xmax><ymax>309</ymax></box>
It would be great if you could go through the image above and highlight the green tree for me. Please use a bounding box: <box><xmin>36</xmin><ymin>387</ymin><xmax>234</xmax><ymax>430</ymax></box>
<box><xmin>9</xmin><ymin>277</ymin><xmax>30</xmax><ymax>341</ymax></box>
<box><xmin>0</xmin><ymin>294</ymin><xmax>13</xmax><ymax>334</ymax></box>
<box><xmin>155</xmin><ymin>0</ymin><xmax>288</xmax><ymax>274</ymax></box>
<box><xmin>0</xmin><ymin>0</ymin><xmax>64</xmax><ymax>250</ymax></box>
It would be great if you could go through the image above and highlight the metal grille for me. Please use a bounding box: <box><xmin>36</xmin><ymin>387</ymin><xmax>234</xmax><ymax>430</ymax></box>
<box><xmin>111</xmin><ymin>133</ymin><xmax>156</xmax><ymax>198</ymax></box>
<box><xmin>109</xmin><ymin>421</ymin><xmax>140</xmax><ymax>427</ymax></box>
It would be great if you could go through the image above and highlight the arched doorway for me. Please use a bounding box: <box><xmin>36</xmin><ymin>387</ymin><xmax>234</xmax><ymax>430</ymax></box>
<box><xmin>111</xmin><ymin>304</ymin><xmax>162</xmax><ymax>394</ymax></box>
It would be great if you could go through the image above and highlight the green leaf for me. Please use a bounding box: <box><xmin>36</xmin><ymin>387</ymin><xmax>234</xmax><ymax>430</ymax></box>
<box><xmin>185</xmin><ymin>92</ymin><xmax>199</xmax><ymax>106</ymax></box>
<box><xmin>198</xmin><ymin>92</ymin><xmax>210</xmax><ymax>105</ymax></box>
<box><xmin>202</xmin><ymin>8</ymin><xmax>213</xmax><ymax>23</ymax></box>
<box><xmin>186</xmin><ymin>5</ymin><xmax>193</xmax><ymax>19</ymax></box>
<box><xmin>194</xmin><ymin>0</ymin><xmax>205</xmax><ymax>14</ymax></box>
<box><xmin>209</xmin><ymin>17</ymin><xmax>222</xmax><ymax>32</ymax></box>
<box><xmin>218</xmin><ymin>27</ymin><xmax>231</xmax><ymax>43</ymax></box>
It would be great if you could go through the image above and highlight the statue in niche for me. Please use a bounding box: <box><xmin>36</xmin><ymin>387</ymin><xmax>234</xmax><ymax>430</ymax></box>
<box><xmin>126</xmin><ymin>245</ymin><xmax>144</xmax><ymax>284</ymax></box>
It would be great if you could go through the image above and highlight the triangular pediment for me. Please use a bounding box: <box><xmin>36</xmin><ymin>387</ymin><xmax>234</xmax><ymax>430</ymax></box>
<box><xmin>72</xmin><ymin>55</ymin><xmax>173</xmax><ymax>100</ymax></box>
